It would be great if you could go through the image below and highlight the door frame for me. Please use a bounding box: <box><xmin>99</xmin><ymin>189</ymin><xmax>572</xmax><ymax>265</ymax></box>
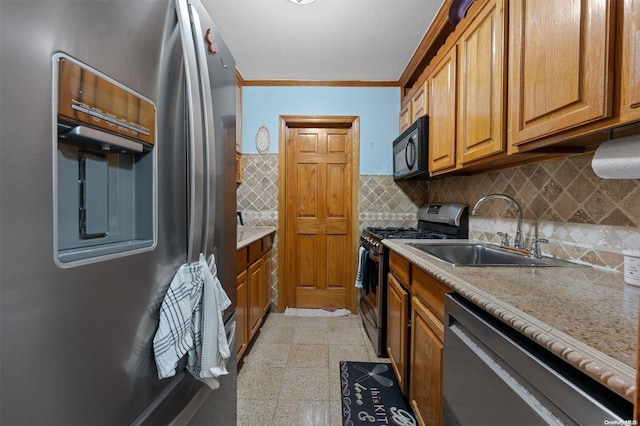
<box><xmin>277</xmin><ymin>115</ymin><xmax>360</xmax><ymax>313</ymax></box>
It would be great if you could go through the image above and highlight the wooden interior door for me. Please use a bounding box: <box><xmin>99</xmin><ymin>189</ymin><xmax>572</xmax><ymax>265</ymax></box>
<box><xmin>282</xmin><ymin>120</ymin><xmax>356</xmax><ymax>309</ymax></box>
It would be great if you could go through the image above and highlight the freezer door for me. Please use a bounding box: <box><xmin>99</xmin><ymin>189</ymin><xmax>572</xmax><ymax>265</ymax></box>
<box><xmin>131</xmin><ymin>313</ymin><xmax>238</xmax><ymax>425</ymax></box>
<box><xmin>0</xmin><ymin>1</ymin><xmax>234</xmax><ymax>424</ymax></box>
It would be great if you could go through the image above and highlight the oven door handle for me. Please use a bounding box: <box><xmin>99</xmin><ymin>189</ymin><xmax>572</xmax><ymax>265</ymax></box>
<box><xmin>368</xmin><ymin>252</ymin><xmax>381</xmax><ymax>262</ymax></box>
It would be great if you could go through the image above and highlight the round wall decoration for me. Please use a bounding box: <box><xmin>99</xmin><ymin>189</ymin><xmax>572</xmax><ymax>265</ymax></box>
<box><xmin>255</xmin><ymin>125</ymin><xmax>270</xmax><ymax>154</ymax></box>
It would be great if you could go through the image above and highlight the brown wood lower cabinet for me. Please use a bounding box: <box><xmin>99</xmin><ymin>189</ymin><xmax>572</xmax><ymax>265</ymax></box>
<box><xmin>410</xmin><ymin>296</ymin><xmax>444</xmax><ymax>426</ymax></box>
<box><xmin>236</xmin><ymin>270</ymin><xmax>248</xmax><ymax>359</ymax></box>
<box><xmin>237</xmin><ymin>233</ymin><xmax>274</xmax><ymax>362</ymax></box>
<box><xmin>386</xmin><ymin>248</ymin><xmax>451</xmax><ymax>426</ymax></box>
<box><xmin>386</xmin><ymin>273</ymin><xmax>409</xmax><ymax>395</ymax></box>
<box><xmin>248</xmin><ymin>257</ymin><xmax>263</xmax><ymax>339</ymax></box>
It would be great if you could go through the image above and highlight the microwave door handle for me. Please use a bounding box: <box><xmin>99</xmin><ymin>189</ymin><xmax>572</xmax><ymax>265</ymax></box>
<box><xmin>176</xmin><ymin>0</ymin><xmax>205</xmax><ymax>264</ymax></box>
<box><xmin>406</xmin><ymin>138</ymin><xmax>416</xmax><ymax>170</ymax></box>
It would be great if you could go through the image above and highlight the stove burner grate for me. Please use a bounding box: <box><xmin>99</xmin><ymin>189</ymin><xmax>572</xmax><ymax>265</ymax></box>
<box><xmin>365</xmin><ymin>227</ymin><xmax>451</xmax><ymax>240</ymax></box>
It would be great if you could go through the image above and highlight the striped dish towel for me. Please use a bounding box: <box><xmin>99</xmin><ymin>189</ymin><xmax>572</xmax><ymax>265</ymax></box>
<box><xmin>355</xmin><ymin>246</ymin><xmax>366</xmax><ymax>289</ymax></box>
<box><xmin>153</xmin><ymin>261</ymin><xmax>205</xmax><ymax>379</ymax></box>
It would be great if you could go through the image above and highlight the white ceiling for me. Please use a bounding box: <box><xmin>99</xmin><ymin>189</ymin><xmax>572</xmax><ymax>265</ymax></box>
<box><xmin>203</xmin><ymin>0</ymin><xmax>445</xmax><ymax>82</ymax></box>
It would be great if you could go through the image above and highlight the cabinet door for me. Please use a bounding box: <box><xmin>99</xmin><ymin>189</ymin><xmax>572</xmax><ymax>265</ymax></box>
<box><xmin>236</xmin><ymin>270</ymin><xmax>248</xmax><ymax>360</ymax></box>
<box><xmin>509</xmin><ymin>0</ymin><xmax>614</xmax><ymax>145</ymax></box>
<box><xmin>236</xmin><ymin>152</ymin><xmax>242</xmax><ymax>184</ymax></box>
<box><xmin>389</xmin><ymin>250</ymin><xmax>410</xmax><ymax>288</ymax></box>
<box><xmin>262</xmin><ymin>249</ymin><xmax>272</xmax><ymax>315</ymax></box>
<box><xmin>235</xmin><ymin>74</ymin><xmax>242</xmax><ymax>152</ymax></box>
<box><xmin>429</xmin><ymin>45</ymin><xmax>457</xmax><ymax>173</ymax></box>
<box><xmin>457</xmin><ymin>0</ymin><xmax>506</xmax><ymax>164</ymax></box>
<box><xmin>400</xmin><ymin>100</ymin><xmax>412</xmax><ymax>132</ymax></box>
<box><xmin>386</xmin><ymin>273</ymin><xmax>409</xmax><ymax>396</ymax></box>
<box><xmin>411</xmin><ymin>82</ymin><xmax>428</xmax><ymax>123</ymax></box>
<box><xmin>248</xmin><ymin>258</ymin><xmax>263</xmax><ymax>339</ymax></box>
<box><xmin>620</xmin><ymin>0</ymin><xmax>640</xmax><ymax>123</ymax></box>
<box><xmin>410</xmin><ymin>296</ymin><xmax>444</xmax><ymax>426</ymax></box>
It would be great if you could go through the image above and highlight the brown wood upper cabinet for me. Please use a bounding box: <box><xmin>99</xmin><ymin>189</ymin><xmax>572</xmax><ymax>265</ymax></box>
<box><xmin>400</xmin><ymin>99</ymin><xmax>412</xmax><ymax>132</ymax></box>
<box><xmin>428</xmin><ymin>0</ymin><xmax>507</xmax><ymax>174</ymax></box>
<box><xmin>411</xmin><ymin>82</ymin><xmax>428</xmax><ymax>125</ymax></box>
<box><xmin>620</xmin><ymin>0</ymin><xmax>640</xmax><ymax>124</ymax></box>
<box><xmin>235</xmin><ymin>72</ymin><xmax>242</xmax><ymax>153</ymax></box>
<box><xmin>428</xmin><ymin>45</ymin><xmax>458</xmax><ymax>173</ymax></box>
<box><xmin>508</xmin><ymin>0</ymin><xmax>615</xmax><ymax>148</ymax></box>
<box><xmin>403</xmin><ymin>0</ymin><xmax>637</xmax><ymax>174</ymax></box>
<box><xmin>457</xmin><ymin>0</ymin><xmax>507</xmax><ymax>165</ymax></box>
<box><xmin>400</xmin><ymin>82</ymin><xmax>429</xmax><ymax>133</ymax></box>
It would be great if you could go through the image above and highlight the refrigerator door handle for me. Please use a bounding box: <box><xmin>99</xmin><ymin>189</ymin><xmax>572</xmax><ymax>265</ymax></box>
<box><xmin>176</xmin><ymin>0</ymin><xmax>205</xmax><ymax>264</ymax></box>
<box><xmin>188</xmin><ymin>3</ymin><xmax>216</xmax><ymax>258</ymax></box>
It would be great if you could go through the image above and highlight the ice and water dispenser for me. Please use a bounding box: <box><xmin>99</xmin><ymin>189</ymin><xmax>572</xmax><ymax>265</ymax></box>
<box><xmin>54</xmin><ymin>55</ymin><xmax>156</xmax><ymax>266</ymax></box>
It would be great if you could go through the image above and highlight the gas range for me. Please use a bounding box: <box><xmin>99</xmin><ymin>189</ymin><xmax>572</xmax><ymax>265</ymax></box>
<box><xmin>364</xmin><ymin>227</ymin><xmax>452</xmax><ymax>240</ymax></box>
<box><xmin>360</xmin><ymin>202</ymin><xmax>469</xmax><ymax>254</ymax></box>
<box><xmin>361</xmin><ymin>227</ymin><xmax>452</xmax><ymax>254</ymax></box>
<box><xmin>358</xmin><ymin>202</ymin><xmax>469</xmax><ymax>357</ymax></box>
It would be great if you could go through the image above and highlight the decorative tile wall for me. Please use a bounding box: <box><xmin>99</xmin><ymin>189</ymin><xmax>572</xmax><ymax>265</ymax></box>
<box><xmin>237</xmin><ymin>154</ymin><xmax>279</xmax><ymax>311</ymax></box>
<box><xmin>237</xmin><ymin>154</ymin><xmax>279</xmax><ymax>224</ymax></box>
<box><xmin>239</xmin><ymin>152</ymin><xmax>640</xmax><ymax>305</ymax></box>
<box><xmin>358</xmin><ymin>175</ymin><xmax>429</xmax><ymax>229</ymax></box>
<box><xmin>429</xmin><ymin>153</ymin><xmax>640</xmax><ymax>271</ymax></box>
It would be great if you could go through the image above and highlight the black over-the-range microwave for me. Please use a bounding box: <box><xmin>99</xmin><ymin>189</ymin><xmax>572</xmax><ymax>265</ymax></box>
<box><xmin>393</xmin><ymin>115</ymin><xmax>429</xmax><ymax>180</ymax></box>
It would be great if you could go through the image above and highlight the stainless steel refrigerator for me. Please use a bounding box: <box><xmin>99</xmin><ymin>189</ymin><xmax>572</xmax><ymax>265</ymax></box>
<box><xmin>0</xmin><ymin>0</ymin><xmax>238</xmax><ymax>424</ymax></box>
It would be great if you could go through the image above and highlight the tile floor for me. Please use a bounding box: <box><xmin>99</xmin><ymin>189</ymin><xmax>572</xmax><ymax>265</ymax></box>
<box><xmin>237</xmin><ymin>312</ymin><xmax>390</xmax><ymax>426</ymax></box>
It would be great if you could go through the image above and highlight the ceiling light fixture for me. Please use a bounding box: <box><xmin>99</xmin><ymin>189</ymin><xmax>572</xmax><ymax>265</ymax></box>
<box><xmin>289</xmin><ymin>0</ymin><xmax>315</xmax><ymax>4</ymax></box>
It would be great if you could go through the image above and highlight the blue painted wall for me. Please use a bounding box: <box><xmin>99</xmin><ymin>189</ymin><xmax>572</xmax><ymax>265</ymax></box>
<box><xmin>241</xmin><ymin>86</ymin><xmax>400</xmax><ymax>175</ymax></box>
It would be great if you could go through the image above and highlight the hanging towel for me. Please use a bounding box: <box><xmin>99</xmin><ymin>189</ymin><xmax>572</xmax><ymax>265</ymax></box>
<box><xmin>355</xmin><ymin>246</ymin><xmax>366</xmax><ymax>289</ymax></box>
<box><xmin>153</xmin><ymin>255</ymin><xmax>231</xmax><ymax>390</ymax></box>
<box><xmin>187</xmin><ymin>254</ymin><xmax>231</xmax><ymax>390</ymax></box>
<box><xmin>153</xmin><ymin>261</ymin><xmax>205</xmax><ymax>379</ymax></box>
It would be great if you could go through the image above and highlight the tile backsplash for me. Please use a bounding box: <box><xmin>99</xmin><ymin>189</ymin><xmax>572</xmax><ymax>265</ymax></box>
<box><xmin>428</xmin><ymin>153</ymin><xmax>640</xmax><ymax>272</ymax></box>
<box><xmin>358</xmin><ymin>175</ymin><xmax>429</xmax><ymax>229</ymax></box>
<box><xmin>237</xmin><ymin>154</ymin><xmax>279</xmax><ymax>310</ymax></box>
<box><xmin>429</xmin><ymin>153</ymin><xmax>639</xmax><ymax>227</ymax></box>
<box><xmin>237</xmin><ymin>154</ymin><xmax>279</xmax><ymax>225</ymax></box>
<box><xmin>238</xmin><ymin>152</ymin><xmax>640</xmax><ymax>290</ymax></box>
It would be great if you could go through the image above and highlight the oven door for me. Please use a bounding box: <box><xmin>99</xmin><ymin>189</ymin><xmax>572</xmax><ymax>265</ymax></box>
<box><xmin>359</xmin><ymin>246</ymin><xmax>387</xmax><ymax>357</ymax></box>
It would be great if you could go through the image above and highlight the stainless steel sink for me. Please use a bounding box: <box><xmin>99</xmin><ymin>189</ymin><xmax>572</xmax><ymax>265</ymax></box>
<box><xmin>408</xmin><ymin>242</ymin><xmax>581</xmax><ymax>267</ymax></box>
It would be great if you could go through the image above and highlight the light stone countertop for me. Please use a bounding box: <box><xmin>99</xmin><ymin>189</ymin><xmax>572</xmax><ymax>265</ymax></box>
<box><xmin>382</xmin><ymin>238</ymin><xmax>639</xmax><ymax>402</ymax></box>
<box><xmin>237</xmin><ymin>226</ymin><xmax>276</xmax><ymax>250</ymax></box>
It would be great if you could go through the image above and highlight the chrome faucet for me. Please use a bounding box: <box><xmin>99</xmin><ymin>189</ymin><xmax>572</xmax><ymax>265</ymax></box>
<box><xmin>472</xmin><ymin>194</ymin><xmax>524</xmax><ymax>249</ymax></box>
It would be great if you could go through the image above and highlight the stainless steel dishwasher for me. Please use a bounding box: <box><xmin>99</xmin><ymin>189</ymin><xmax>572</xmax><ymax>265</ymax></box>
<box><xmin>443</xmin><ymin>294</ymin><xmax>632</xmax><ymax>425</ymax></box>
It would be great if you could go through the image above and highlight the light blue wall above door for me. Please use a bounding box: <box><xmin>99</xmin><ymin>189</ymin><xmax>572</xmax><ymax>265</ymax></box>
<box><xmin>241</xmin><ymin>86</ymin><xmax>400</xmax><ymax>175</ymax></box>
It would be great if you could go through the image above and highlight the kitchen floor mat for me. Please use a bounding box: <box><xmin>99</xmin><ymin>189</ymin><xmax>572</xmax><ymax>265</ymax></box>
<box><xmin>339</xmin><ymin>361</ymin><xmax>416</xmax><ymax>426</ymax></box>
<box><xmin>283</xmin><ymin>307</ymin><xmax>350</xmax><ymax>317</ymax></box>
